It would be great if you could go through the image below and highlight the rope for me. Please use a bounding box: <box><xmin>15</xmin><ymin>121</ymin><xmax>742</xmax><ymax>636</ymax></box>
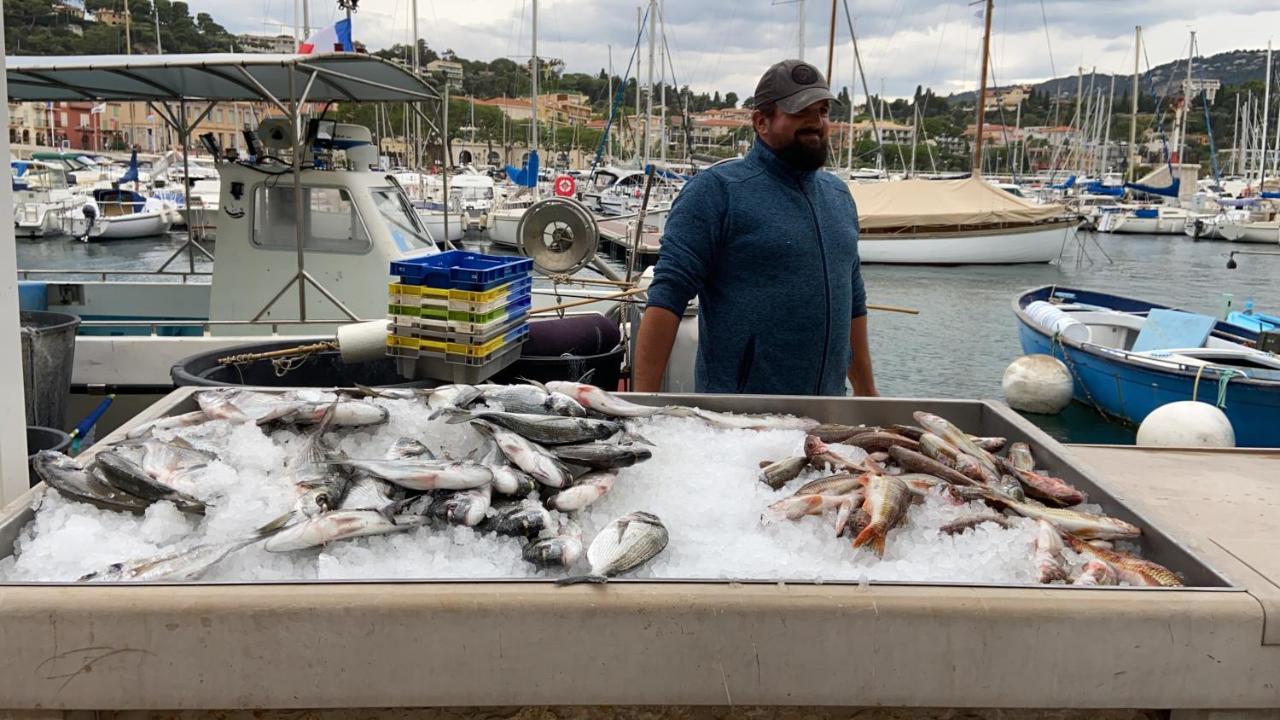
<box><xmin>1191</xmin><ymin>364</ymin><xmax>1207</xmax><ymax>403</ymax></box>
<box><xmin>1050</xmin><ymin>331</ymin><xmax>1110</xmax><ymax>420</ymax></box>
<box><xmin>1215</xmin><ymin>368</ymin><xmax>1244</xmax><ymax>409</ymax></box>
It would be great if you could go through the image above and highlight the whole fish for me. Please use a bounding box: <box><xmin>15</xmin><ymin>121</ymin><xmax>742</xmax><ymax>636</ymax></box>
<box><xmin>972</xmin><ymin>436</ymin><xmax>1008</xmax><ymax>452</ymax></box>
<box><xmin>997</xmin><ymin>458</ymin><xmax>1086</xmax><ymax>507</ymax></box>
<box><xmin>124</xmin><ymin>409</ymin><xmax>212</xmax><ymax>440</ymax></box>
<box><xmin>471</xmin><ymin>421</ymin><xmax>573</xmax><ymax>488</ymax></box>
<box><xmin>1033</xmin><ymin>520</ymin><xmax>1068</xmax><ymax>583</ymax></box>
<box><xmin>480</xmin><ymin>443</ymin><xmax>538</xmax><ymax>497</ymax></box>
<box><xmin>886</xmin><ymin>446</ymin><xmax>977</xmax><ymax>487</ymax></box>
<box><xmin>793</xmin><ymin>473</ymin><xmax>866</xmax><ymax>497</ymax></box>
<box><xmin>666</xmin><ymin>406</ymin><xmax>819</xmax><ymax>432</ymax></box>
<box><xmin>484</xmin><ymin>502</ymin><xmax>553</xmax><ymax>538</ymax></box>
<box><xmin>558</xmin><ymin>511</ymin><xmax>669</xmax><ymax>584</ymax></box>
<box><xmin>985</xmin><ymin>492</ymin><xmax>1141</xmax><ymax>540</ymax></box>
<box><xmin>758</xmin><ymin>456</ymin><xmax>809</xmax><ymax>490</ymax></box>
<box><xmin>918</xmin><ymin>432</ymin><xmax>961</xmax><ymax>467</ymax></box>
<box><xmin>283</xmin><ymin>401</ymin><xmax>389</xmax><ymax>427</ymax></box>
<box><xmin>430</xmin><ymin>484</ymin><xmax>493</xmax><ymax>527</ymax></box>
<box><xmin>551</xmin><ymin>442</ymin><xmax>652</xmax><ymax>470</ymax></box>
<box><xmin>122</xmin><ymin>438</ymin><xmax>216</xmax><ymax>495</ymax></box>
<box><xmin>1073</xmin><ymin>559</ymin><xmax>1119</xmax><ymax>586</ymax></box>
<box><xmin>1007</xmin><ymin>442</ymin><xmax>1036</xmax><ymax>472</ymax></box>
<box><xmin>196</xmin><ymin>389</ymin><xmax>305</xmax><ymax>424</ymax></box>
<box><xmin>804</xmin><ymin>435</ymin><xmax>872</xmax><ymax>473</ymax></box>
<box><xmin>807</xmin><ymin>423</ymin><xmax>879</xmax><ymax>443</ymax></box>
<box><xmin>427</xmin><ymin>384</ymin><xmax>484</xmax><ymax>411</ymax></box>
<box><xmin>290</xmin><ymin>407</ymin><xmax>350</xmax><ymax>518</ymax></box>
<box><xmin>93</xmin><ymin>450</ymin><xmax>206</xmax><ymax>514</ymax></box>
<box><xmin>852</xmin><ymin>474</ymin><xmax>911</xmax><ymax>557</ymax></box>
<box><xmin>263</xmin><ymin>511</ymin><xmax>426</xmax><ymax>552</ymax></box>
<box><xmin>446</xmin><ymin>409</ymin><xmax>619</xmax><ymax>446</ymax></box>
<box><xmin>544</xmin><ymin>381</ymin><xmax>665</xmax><ymax>418</ymax></box>
<box><xmin>325</xmin><ymin>455</ymin><xmax>493</xmax><ymax>492</ymax></box>
<box><xmin>80</xmin><ymin>536</ymin><xmax>260</xmax><ymax>582</ymax></box>
<box><xmin>840</xmin><ymin>432</ymin><xmax>920</xmax><ymax>452</ymax></box>
<box><xmin>767</xmin><ymin>492</ymin><xmax>862</xmax><ymax>521</ymax></box>
<box><xmin>545</xmin><ymin>471</ymin><xmax>616</xmax><ymax>512</ymax></box>
<box><xmin>1066</xmin><ymin>536</ymin><xmax>1181</xmax><ymax>587</ymax></box>
<box><xmin>31</xmin><ymin>450</ymin><xmax>152</xmax><ymax>513</ymax></box>
<box><xmin>478</xmin><ymin>384</ymin><xmax>584</xmax><ymax>417</ymax></box>
<box><xmin>912</xmin><ymin>411</ymin><xmax>998</xmax><ymax>474</ymax></box>
<box><xmin>523</xmin><ymin>534</ymin><xmax>585</xmax><ymax>570</ymax></box>
<box><xmin>938</xmin><ymin>514</ymin><xmax>1014</xmax><ymax>535</ymax></box>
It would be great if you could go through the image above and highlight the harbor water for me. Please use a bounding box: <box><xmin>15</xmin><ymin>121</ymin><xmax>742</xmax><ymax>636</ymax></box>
<box><xmin>15</xmin><ymin>229</ymin><xmax>1279</xmax><ymax>443</ymax></box>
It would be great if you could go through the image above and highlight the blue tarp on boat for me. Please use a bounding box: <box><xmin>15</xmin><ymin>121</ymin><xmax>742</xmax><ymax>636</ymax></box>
<box><xmin>1124</xmin><ymin>177</ymin><xmax>1180</xmax><ymax>198</ymax></box>
<box><xmin>504</xmin><ymin>150</ymin><xmax>540</xmax><ymax>188</ymax></box>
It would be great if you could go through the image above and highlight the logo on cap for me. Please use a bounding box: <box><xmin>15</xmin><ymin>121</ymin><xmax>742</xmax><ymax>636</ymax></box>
<box><xmin>791</xmin><ymin>64</ymin><xmax>818</xmax><ymax>85</ymax></box>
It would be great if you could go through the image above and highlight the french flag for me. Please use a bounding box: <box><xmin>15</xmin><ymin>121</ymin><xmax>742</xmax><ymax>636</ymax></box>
<box><xmin>299</xmin><ymin>18</ymin><xmax>354</xmax><ymax>53</ymax></box>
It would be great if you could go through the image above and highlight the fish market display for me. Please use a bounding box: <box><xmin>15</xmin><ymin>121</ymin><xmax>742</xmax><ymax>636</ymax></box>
<box><xmin>1</xmin><ymin>386</ymin><xmax>1180</xmax><ymax>587</ymax></box>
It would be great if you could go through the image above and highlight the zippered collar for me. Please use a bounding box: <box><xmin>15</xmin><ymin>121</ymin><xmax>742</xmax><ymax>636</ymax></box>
<box><xmin>748</xmin><ymin>137</ymin><xmax>818</xmax><ymax>187</ymax></box>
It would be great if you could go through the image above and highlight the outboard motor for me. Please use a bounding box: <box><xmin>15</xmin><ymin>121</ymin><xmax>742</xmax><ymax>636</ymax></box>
<box><xmin>78</xmin><ymin>199</ymin><xmax>98</xmax><ymax>243</ymax></box>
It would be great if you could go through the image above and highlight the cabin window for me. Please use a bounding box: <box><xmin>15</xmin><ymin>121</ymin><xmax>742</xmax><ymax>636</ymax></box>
<box><xmin>251</xmin><ymin>185</ymin><xmax>372</xmax><ymax>253</ymax></box>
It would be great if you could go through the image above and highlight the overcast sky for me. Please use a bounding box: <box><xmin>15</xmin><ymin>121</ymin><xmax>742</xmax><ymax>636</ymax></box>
<box><xmin>227</xmin><ymin>0</ymin><xmax>1280</xmax><ymax>99</ymax></box>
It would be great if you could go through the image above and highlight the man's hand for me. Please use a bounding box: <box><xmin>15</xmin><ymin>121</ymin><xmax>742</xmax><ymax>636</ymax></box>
<box><xmin>633</xmin><ymin>306</ymin><xmax>682</xmax><ymax>392</ymax></box>
<box><xmin>847</xmin><ymin>314</ymin><xmax>878</xmax><ymax>397</ymax></box>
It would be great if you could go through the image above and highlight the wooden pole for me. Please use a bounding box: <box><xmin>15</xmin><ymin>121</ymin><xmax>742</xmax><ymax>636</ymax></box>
<box><xmin>825</xmin><ymin>0</ymin><xmax>837</xmax><ymax>83</ymax></box>
<box><xmin>971</xmin><ymin>0</ymin><xmax>994</xmax><ymax>174</ymax></box>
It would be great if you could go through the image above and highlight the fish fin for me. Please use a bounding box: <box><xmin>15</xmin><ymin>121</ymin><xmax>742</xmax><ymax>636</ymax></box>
<box><xmin>255</xmin><ymin>510</ymin><xmax>296</xmax><ymax>536</ymax></box>
<box><xmin>432</xmin><ymin>407</ymin><xmax>471</xmax><ymax>424</ymax></box>
<box><xmin>554</xmin><ymin>574</ymin><xmax>608</xmax><ymax>586</ymax></box>
<box><xmin>834</xmin><ymin>498</ymin><xmax>854</xmax><ymax>537</ymax></box>
<box><xmin>576</xmin><ymin>368</ymin><xmax>596</xmax><ymax>385</ymax></box>
<box><xmin>519</xmin><ymin>376</ymin><xmax>550</xmax><ymax>393</ymax></box>
<box><xmin>851</xmin><ymin>525</ymin><xmax>879</xmax><ymax>552</ymax></box>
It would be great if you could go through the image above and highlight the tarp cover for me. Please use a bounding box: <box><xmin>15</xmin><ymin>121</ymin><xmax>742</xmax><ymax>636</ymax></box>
<box><xmin>848</xmin><ymin>176</ymin><xmax>1066</xmax><ymax>230</ymax></box>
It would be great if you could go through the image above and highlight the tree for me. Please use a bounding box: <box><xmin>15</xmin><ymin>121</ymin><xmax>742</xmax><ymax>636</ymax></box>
<box><xmin>724</xmin><ymin>92</ymin><xmax>739</xmax><ymax>109</ymax></box>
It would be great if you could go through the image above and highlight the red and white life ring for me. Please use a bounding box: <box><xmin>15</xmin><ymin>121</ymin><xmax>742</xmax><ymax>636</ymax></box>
<box><xmin>554</xmin><ymin>175</ymin><xmax>576</xmax><ymax>197</ymax></box>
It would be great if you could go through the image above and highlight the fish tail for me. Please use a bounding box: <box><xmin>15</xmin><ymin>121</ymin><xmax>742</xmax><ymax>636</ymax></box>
<box><xmin>554</xmin><ymin>574</ymin><xmax>608</xmax><ymax>586</ymax></box>
<box><xmin>255</xmin><ymin>510</ymin><xmax>297</xmax><ymax>537</ymax></box>
<box><xmin>852</xmin><ymin>525</ymin><xmax>884</xmax><ymax>555</ymax></box>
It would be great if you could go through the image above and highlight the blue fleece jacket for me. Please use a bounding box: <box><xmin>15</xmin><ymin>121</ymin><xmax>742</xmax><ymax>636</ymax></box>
<box><xmin>646</xmin><ymin>139</ymin><xmax>866</xmax><ymax>396</ymax></box>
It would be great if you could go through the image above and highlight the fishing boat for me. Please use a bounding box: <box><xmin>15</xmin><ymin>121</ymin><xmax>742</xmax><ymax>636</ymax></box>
<box><xmin>1014</xmin><ymin>286</ymin><xmax>1280</xmax><ymax>448</ymax></box>
<box><xmin>848</xmin><ymin>176</ymin><xmax>1075</xmax><ymax>264</ymax></box>
<box><xmin>10</xmin><ymin>160</ymin><xmax>90</xmax><ymax>239</ymax></box>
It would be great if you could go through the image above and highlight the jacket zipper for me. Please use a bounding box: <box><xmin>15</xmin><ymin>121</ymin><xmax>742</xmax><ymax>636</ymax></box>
<box><xmin>797</xmin><ymin>179</ymin><xmax>831</xmax><ymax>395</ymax></box>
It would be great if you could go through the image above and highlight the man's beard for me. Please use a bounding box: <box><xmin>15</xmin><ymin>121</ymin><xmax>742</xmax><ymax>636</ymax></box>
<box><xmin>776</xmin><ymin>132</ymin><xmax>829</xmax><ymax>171</ymax></box>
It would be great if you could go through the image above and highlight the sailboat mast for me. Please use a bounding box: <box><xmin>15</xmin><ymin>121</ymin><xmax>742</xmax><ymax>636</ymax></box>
<box><xmin>1128</xmin><ymin>26</ymin><xmax>1140</xmax><ymax>182</ymax></box>
<box><xmin>411</xmin><ymin>0</ymin><xmax>420</xmax><ymax>171</ymax></box>
<box><xmin>797</xmin><ymin>0</ymin><xmax>805</xmax><ymax>60</ymax></box>
<box><xmin>1261</xmin><ymin>41</ymin><xmax>1272</xmax><ymax>191</ymax></box>
<box><xmin>659</xmin><ymin>0</ymin><xmax>667</xmax><ymax>164</ymax></box>
<box><xmin>1231</xmin><ymin>92</ymin><xmax>1239</xmax><ymax>176</ymax></box>
<box><xmin>1179</xmin><ymin>31</ymin><xmax>1195</xmax><ymax>167</ymax></box>
<box><xmin>971</xmin><ymin>0</ymin><xmax>994</xmax><ymax>173</ymax></box>
<box><xmin>531</xmin><ymin>0</ymin><xmax>539</xmax><ymax>158</ymax></box>
<box><xmin>644</xmin><ymin>0</ymin><xmax>656</xmax><ymax>167</ymax></box>
<box><xmin>1102</xmin><ymin>75</ymin><xmax>1115</xmax><ymax>176</ymax></box>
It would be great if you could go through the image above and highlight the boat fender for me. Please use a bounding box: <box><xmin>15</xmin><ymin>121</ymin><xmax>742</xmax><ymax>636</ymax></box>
<box><xmin>337</xmin><ymin>320</ymin><xmax>392</xmax><ymax>364</ymax></box>
<box><xmin>1001</xmin><ymin>354</ymin><xmax>1073</xmax><ymax>415</ymax></box>
<box><xmin>1136</xmin><ymin>401</ymin><xmax>1236</xmax><ymax>448</ymax></box>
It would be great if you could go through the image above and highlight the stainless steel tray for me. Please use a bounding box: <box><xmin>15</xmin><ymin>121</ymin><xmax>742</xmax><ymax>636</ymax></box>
<box><xmin>0</xmin><ymin>388</ymin><xmax>1237</xmax><ymax>589</ymax></box>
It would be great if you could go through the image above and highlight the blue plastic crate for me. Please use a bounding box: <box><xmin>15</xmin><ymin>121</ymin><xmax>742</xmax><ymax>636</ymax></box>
<box><xmin>392</xmin><ymin>251</ymin><xmax>534</xmax><ymax>291</ymax></box>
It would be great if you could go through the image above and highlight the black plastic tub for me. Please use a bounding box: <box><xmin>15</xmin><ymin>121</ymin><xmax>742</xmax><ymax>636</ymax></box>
<box><xmin>171</xmin><ymin>339</ymin><xmax>430</xmax><ymax>389</ymax></box>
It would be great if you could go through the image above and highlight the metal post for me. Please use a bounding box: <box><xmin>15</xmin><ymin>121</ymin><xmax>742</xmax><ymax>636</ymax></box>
<box><xmin>531</xmin><ymin>0</ymin><xmax>539</xmax><ymax>160</ymax></box>
<box><xmin>180</xmin><ymin>100</ymin><xmax>195</xmax><ymax>272</ymax></box>
<box><xmin>0</xmin><ymin>26</ymin><xmax>30</xmax><ymax>505</ymax></box>
<box><xmin>443</xmin><ymin>81</ymin><xmax>450</xmax><ymax>245</ymax></box>
<box><xmin>825</xmin><ymin>0</ymin><xmax>836</xmax><ymax>82</ymax></box>
<box><xmin>841</xmin><ymin>0</ymin><xmax>884</xmax><ymax>173</ymax></box>
<box><xmin>796</xmin><ymin>0</ymin><xmax>805</xmax><ymax>60</ymax></box>
<box><xmin>658</xmin><ymin>0</ymin><xmax>666</xmax><ymax>164</ymax></box>
<box><xmin>644</xmin><ymin>0</ymin><xmax>656</xmax><ymax>167</ymax></box>
<box><xmin>411</xmin><ymin>0</ymin><xmax>420</xmax><ymax>172</ymax></box>
<box><xmin>291</xmin><ymin>68</ymin><xmax>306</xmax><ymax>321</ymax></box>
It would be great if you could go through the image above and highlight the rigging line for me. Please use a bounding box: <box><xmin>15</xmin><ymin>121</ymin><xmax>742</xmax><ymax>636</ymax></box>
<box><xmin>913</xmin><ymin>0</ymin><xmax>957</xmax><ymax>139</ymax></box>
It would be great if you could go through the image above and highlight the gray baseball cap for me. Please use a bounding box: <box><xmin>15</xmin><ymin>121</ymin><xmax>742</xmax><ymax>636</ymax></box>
<box><xmin>752</xmin><ymin>59</ymin><xmax>836</xmax><ymax>114</ymax></box>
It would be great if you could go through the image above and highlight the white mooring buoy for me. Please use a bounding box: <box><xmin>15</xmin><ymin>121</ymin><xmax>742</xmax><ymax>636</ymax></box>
<box><xmin>1001</xmin><ymin>354</ymin><xmax>1073</xmax><ymax>414</ymax></box>
<box><xmin>1136</xmin><ymin>401</ymin><xmax>1236</xmax><ymax>448</ymax></box>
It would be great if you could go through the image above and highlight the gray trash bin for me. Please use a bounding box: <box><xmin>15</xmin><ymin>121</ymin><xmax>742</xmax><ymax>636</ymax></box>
<box><xmin>20</xmin><ymin>310</ymin><xmax>80</xmax><ymax>430</ymax></box>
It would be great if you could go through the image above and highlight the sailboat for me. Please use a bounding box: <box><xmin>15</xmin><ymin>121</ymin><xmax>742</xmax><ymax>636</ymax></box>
<box><xmin>82</xmin><ymin>151</ymin><xmax>179</xmax><ymax>241</ymax></box>
<box><xmin>848</xmin><ymin>0</ymin><xmax>1073</xmax><ymax>264</ymax></box>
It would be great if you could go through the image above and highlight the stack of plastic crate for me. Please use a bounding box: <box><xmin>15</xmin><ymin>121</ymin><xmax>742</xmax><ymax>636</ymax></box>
<box><xmin>387</xmin><ymin>250</ymin><xmax>533</xmax><ymax>383</ymax></box>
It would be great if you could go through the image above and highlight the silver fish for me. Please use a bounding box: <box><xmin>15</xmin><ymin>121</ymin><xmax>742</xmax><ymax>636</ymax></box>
<box><xmin>326</xmin><ymin>456</ymin><xmax>493</xmax><ymax>491</ymax></box>
<box><xmin>484</xmin><ymin>502</ymin><xmax>553</xmax><ymax>538</ymax></box>
<box><xmin>480</xmin><ymin>443</ymin><xmax>538</xmax><ymax>497</ymax></box>
<box><xmin>559</xmin><ymin>511</ymin><xmax>669</xmax><ymax>584</ymax></box>
<box><xmin>93</xmin><ymin>450</ymin><xmax>206</xmax><ymax>514</ymax></box>
<box><xmin>263</xmin><ymin>510</ymin><xmax>427</xmax><ymax>552</ymax></box>
<box><xmin>543</xmin><ymin>381</ymin><xmax>665</xmax><ymax>418</ymax></box>
<box><xmin>289</xmin><ymin>408</ymin><xmax>349</xmax><ymax>518</ymax></box>
<box><xmin>283</xmin><ymin>401</ymin><xmax>389</xmax><ymax>427</ymax></box>
<box><xmin>31</xmin><ymin>450</ymin><xmax>152</xmax><ymax>514</ymax></box>
<box><xmin>985</xmin><ymin>492</ymin><xmax>1141</xmax><ymax>540</ymax></box>
<box><xmin>547</xmin><ymin>392</ymin><xmax>588</xmax><ymax>417</ymax></box>
<box><xmin>447</xmin><ymin>409</ymin><xmax>619</xmax><ymax>446</ymax></box>
<box><xmin>80</xmin><ymin>536</ymin><xmax>260</xmax><ymax>582</ymax></box>
<box><xmin>196</xmin><ymin>389</ymin><xmax>305</xmax><ymax>424</ymax></box>
<box><xmin>545</xmin><ymin>471</ymin><xmax>616</xmax><ymax>512</ymax></box>
<box><xmin>430</xmin><ymin>484</ymin><xmax>493</xmax><ymax>527</ymax></box>
<box><xmin>551</xmin><ymin>442</ymin><xmax>652</xmax><ymax>470</ymax></box>
<box><xmin>471</xmin><ymin>421</ymin><xmax>572</xmax><ymax>488</ymax></box>
<box><xmin>124</xmin><ymin>410</ymin><xmax>211</xmax><ymax>440</ymax></box>
<box><xmin>337</xmin><ymin>475</ymin><xmax>403</xmax><ymax>512</ymax></box>
<box><xmin>426</xmin><ymin>384</ymin><xmax>484</xmax><ymax>411</ymax></box>
<box><xmin>523</xmin><ymin>534</ymin><xmax>585</xmax><ymax>569</ymax></box>
<box><xmin>665</xmin><ymin>406</ymin><xmax>818</xmax><ymax>431</ymax></box>
<box><xmin>758</xmin><ymin>456</ymin><xmax>810</xmax><ymax>490</ymax></box>
<box><xmin>479</xmin><ymin>385</ymin><xmax>586</xmax><ymax>417</ymax></box>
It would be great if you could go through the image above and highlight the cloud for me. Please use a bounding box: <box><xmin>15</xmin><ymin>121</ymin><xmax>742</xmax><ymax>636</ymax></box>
<box><xmin>203</xmin><ymin>0</ymin><xmax>1280</xmax><ymax>99</ymax></box>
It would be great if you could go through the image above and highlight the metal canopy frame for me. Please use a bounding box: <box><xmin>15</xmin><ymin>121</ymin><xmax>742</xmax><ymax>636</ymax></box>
<box><xmin>6</xmin><ymin>53</ymin><xmax>441</xmax><ymax>322</ymax></box>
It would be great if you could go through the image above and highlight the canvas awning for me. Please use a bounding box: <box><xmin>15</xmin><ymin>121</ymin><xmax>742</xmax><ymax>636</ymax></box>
<box><xmin>849</xmin><ymin>176</ymin><xmax>1066</xmax><ymax>230</ymax></box>
<box><xmin>6</xmin><ymin>53</ymin><xmax>437</xmax><ymax>103</ymax></box>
